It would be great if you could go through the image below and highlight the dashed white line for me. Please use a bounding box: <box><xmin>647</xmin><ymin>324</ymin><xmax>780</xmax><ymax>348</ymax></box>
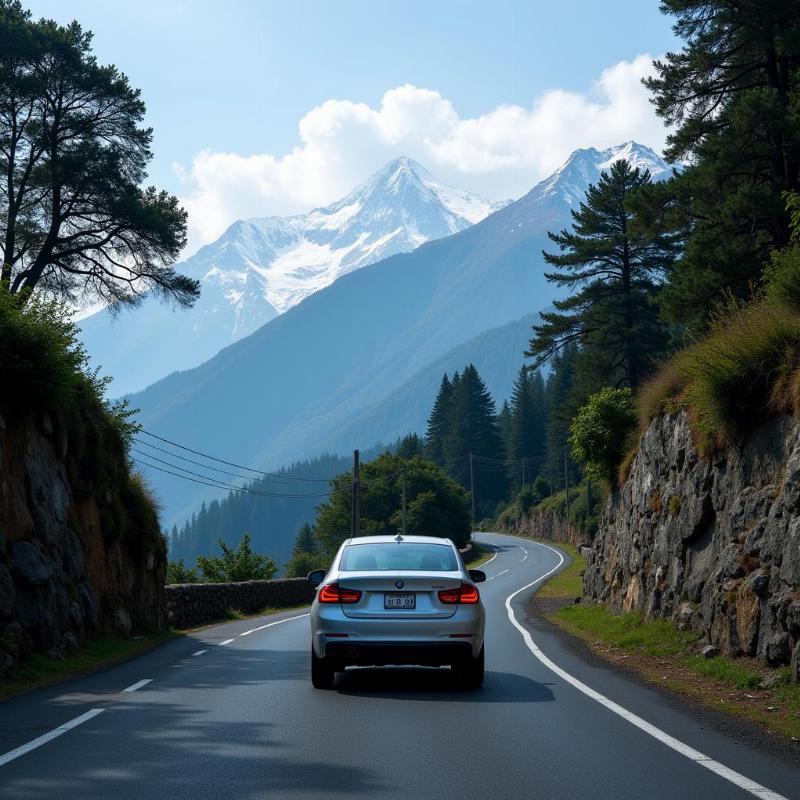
<box><xmin>504</xmin><ymin>540</ymin><xmax>788</xmax><ymax>800</ymax></box>
<box><xmin>122</xmin><ymin>679</ymin><xmax>152</xmax><ymax>693</ymax></box>
<box><xmin>0</xmin><ymin>708</ymin><xmax>105</xmax><ymax>768</ymax></box>
<box><xmin>192</xmin><ymin>649</ymin><xmax>207</xmax><ymax>656</ymax></box>
<box><xmin>488</xmin><ymin>568</ymin><xmax>510</xmax><ymax>581</ymax></box>
<box><xmin>219</xmin><ymin>638</ymin><xmax>235</xmax><ymax>646</ymax></box>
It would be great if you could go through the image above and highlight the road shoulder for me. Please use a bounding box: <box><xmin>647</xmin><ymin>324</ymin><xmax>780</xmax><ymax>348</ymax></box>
<box><xmin>525</xmin><ymin>539</ymin><xmax>800</xmax><ymax>768</ymax></box>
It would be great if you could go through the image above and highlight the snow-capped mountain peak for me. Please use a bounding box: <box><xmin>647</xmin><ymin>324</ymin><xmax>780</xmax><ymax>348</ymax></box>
<box><xmin>186</xmin><ymin>157</ymin><xmax>504</xmax><ymax>315</ymax></box>
<box><xmin>535</xmin><ymin>141</ymin><xmax>671</xmax><ymax>206</ymax></box>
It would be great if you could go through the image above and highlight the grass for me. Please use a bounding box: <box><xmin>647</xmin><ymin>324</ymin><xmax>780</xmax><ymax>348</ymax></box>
<box><xmin>0</xmin><ymin>631</ymin><xmax>182</xmax><ymax>702</ymax></box>
<box><xmin>535</xmin><ymin>542</ymin><xmax>585</xmax><ymax>600</ymax></box>
<box><xmin>627</xmin><ymin>299</ymin><xmax>800</xmax><ymax>469</ymax></box>
<box><xmin>527</xmin><ymin>542</ymin><xmax>800</xmax><ymax>740</ymax></box>
<box><xmin>550</xmin><ymin>602</ymin><xmax>800</xmax><ymax>740</ymax></box>
<box><xmin>466</xmin><ymin>542</ymin><xmax>494</xmax><ymax>568</ymax></box>
<box><xmin>557</xmin><ymin>604</ymin><xmax>701</xmax><ymax>657</ymax></box>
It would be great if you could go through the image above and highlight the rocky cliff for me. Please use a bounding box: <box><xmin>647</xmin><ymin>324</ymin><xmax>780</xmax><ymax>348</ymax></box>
<box><xmin>0</xmin><ymin>406</ymin><xmax>166</xmax><ymax>674</ymax></box>
<box><xmin>584</xmin><ymin>411</ymin><xmax>800</xmax><ymax>680</ymax></box>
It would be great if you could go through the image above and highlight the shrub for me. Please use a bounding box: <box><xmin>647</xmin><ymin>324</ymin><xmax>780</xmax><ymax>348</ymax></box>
<box><xmin>196</xmin><ymin>533</ymin><xmax>277</xmax><ymax>583</ymax></box>
<box><xmin>630</xmin><ymin>297</ymin><xmax>800</xmax><ymax>459</ymax></box>
<box><xmin>166</xmin><ymin>559</ymin><xmax>198</xmax><ymax>584</ymax></box>
<box><xmin>284</xmin><ymin>550</ymin><xmax>328</xmax><ymax>579</ymax></box>
<box><xmin>570</xmin><ymin>388</ymin><xmax>637</xmax><ymax>485</ymax></box>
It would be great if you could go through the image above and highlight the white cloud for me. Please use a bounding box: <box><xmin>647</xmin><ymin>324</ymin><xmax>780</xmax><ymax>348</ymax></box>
<box><xmin>177</xmin><ymin>54</ymin><xmax>666</xmax><ymax>253</ymax></box>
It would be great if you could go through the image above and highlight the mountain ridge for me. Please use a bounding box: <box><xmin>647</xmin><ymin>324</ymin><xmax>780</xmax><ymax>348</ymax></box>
<box><xmin>79</xmin><ymin>157</ymin><xmax>502</xmax><ymax>395</ymax></box>
<box><xmin>129</xmin><ymin>141</ymin><xmax>670</xmax><ymax>524</ymax></box>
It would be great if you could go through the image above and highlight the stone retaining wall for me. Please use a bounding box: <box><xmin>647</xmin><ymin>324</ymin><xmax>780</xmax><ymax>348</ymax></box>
<box><xmin>165</xmin><ymin>578</ymin><xmax>315</xmax><ymax>628</ymax></box>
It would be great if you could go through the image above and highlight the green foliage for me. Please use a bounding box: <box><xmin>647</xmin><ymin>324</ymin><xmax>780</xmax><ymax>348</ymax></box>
<box><xmin>506</xmin><ymin>367</ymin><xmax>546</xmax><ymax>493</ymax></box>
<box><xmin>166</xmin><ymin>559</ymin><xmax>198</xmax><ymax>584</ymax></box>
<box><xmin>764</xmin><ymin>192</ymin><xmax>800</xmax><ymax>307</ymax></box>
<box><xmin>570</xmin><ymin>387</ymin><xmax>637</xmax><ymax>484</ymax></box>
<box><xmin>0</xmin><ymin>1</ymin><xmax>197</xmax><ymax>307</ymax></box>
<box><xmin>442</xmin><ymin>365</ymin><xmax>508</xmax><ymax>515</ymax></box>
<box><xmin>284</xmin><ymin>522</ymin><xmax>327</xmax><ymax>578</ymax></box>
<box><xmin>644</xmin><ymin>1</ymin><xmax>800</xmax><ymax>327</ymax></box>
<box><xmin>395</xmin><ymin>433</ymin><xmax>424</xmax><ymax>460</ymax></box>
<box><xmin>638</xmin><ymin>299</ymin><xmax>800</xmax><ymax>457</ymax></box>
<box><xmin>314</xmin><ymin>453</ymin><xmax>471</xmax><ymax>557</ymax></box>
<box><xmin>528</xmin><ymin>160</ymin><xmax>675</xmax><ymax>388</ymax></box>
<box><xmin>424</xmin><ymin>373</ymin><xmax>453</xmax><ymax>466</ymax></box>
<box><xmin>284</xmin><ymin>550</ymin><xmax>328</xmax><ymax>579</ymax></box>
<box><xmin>196</xmin><ymin>533</ymin><xmax>277</xmax><ymax>583</ymax></box>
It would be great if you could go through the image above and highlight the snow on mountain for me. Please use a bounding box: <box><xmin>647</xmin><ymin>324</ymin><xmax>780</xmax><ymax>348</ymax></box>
<box><xmin>79</xmin><ymin>158</ymin><xmax>503</xmax><ymax>395</ymax></box>
<box><xmin>211</xmin><ymin>157</ymin><xmax>504</xmax><ymax>313</ymax></box>
<box><xmin>534</xmin><ymin>141</ymin><xmax>671</xmax><ymax>207</ymax></box>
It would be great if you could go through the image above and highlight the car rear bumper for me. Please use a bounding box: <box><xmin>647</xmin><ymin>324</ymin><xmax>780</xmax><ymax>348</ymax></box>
<box><xmin>311</xmin><ymin>602</ymin><xmax>485</xmax><ymax>659</ymax></box>
<box><xmin>324</xmin><ymin>640</ymin><xmax>473</xmax><ymax>666</ymax></box>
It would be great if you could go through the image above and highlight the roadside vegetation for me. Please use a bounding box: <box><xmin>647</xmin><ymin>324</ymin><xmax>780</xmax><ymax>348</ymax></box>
<box><xmin>0</xmin><ymin>632</ymin><xmax>182</xmax><ymax>702</ymax></box>
<box><xmin>531</xmin><ymin>543</ymin><xmax>800</xmax><ymax>740</ymax></box>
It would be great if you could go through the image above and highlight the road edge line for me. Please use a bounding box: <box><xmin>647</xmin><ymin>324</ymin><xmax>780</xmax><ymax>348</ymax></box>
<box><xmin>0</xmin><ymin>708</ymin><xmax>105</xmax><ymax>768</ymax></box>
<box><xmin>504</xmin><ymin>539</ymin><xmax>788</xmax><ymax>800</ymax></box>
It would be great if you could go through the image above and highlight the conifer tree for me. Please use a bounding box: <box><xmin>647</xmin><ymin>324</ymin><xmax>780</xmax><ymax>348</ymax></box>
<box><xmin>443</xmin><ymin>364</ymin><xmax>507</xmax><ymax>514</ymax></box>
<box><xmin>425</xmin><ymin>373</ymin><xmax>453</xmax><ymax>466</ymax></box>
<box><xmin>497</xmin><ymin>400</ymin><xmax>512</xmax><ymax>451</ymax></box>
<box><xmin>644</xmin><ymin>0</ymin><xmax>800</xmax><ymax>326</ymax></box>
<box><xmin>528</xmin><ymin>161</ymin><xmax>676</xmax><ymax>389</ymax></box>
<box><xmin>507</xmin><ymin>367</ymin><xmax>546</xmax><ymax>492</ymax></box>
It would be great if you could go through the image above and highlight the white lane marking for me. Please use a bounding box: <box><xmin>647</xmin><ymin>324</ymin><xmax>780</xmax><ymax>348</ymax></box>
<box><xmin>239</xmin><ymin>612</ymin><xmax>310</xmax><ymax>637</ymax></box>
<box><xmin>0</xmin><ymin>708</ymin><xmax>105</xmax><ymax>768</ymax></box>
<box><xmin>122</xmin><ymin>679</ymin><xmax>152</xmax><ymax>693</ymax></box>
<box><xmin>488</xmin><ymin>568</ymin><xmax>510</xmax><ymax>581</ymax></box>
<box><xmin>504</xmin><ymin>541</ymin><xmax>788</xmax><ymax>800</ymax></box>
<box><xmin>192</xmin><ymin>650</ymin><xmax>207</xmax><ymax>656</ymax></box>
<box><xmin>518</xmin><ymin>546</ymin><xmax>528</xmax><ymax>562</ymax></box>
<box><xmin>219</xmin><ymin>638</ymin><xmax>235</xmax><ymax>646</ymax></box>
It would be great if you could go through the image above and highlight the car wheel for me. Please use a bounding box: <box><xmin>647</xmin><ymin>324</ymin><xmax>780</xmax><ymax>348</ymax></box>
<box><xmin>311</xmin><ymin>649</ymin><xmax>336</xmax><ymax>689</ymax></box>
<box><xmin>455</xmin><ymin>644</ymin><xmax>484</xmax><ymax>689</ymax></box>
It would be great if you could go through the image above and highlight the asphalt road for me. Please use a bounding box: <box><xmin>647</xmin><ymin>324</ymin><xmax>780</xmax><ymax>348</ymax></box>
<box><xmin>0</xmin><ymin>532</ymin><xmax>798</xmax><ymax>799</ymax></box>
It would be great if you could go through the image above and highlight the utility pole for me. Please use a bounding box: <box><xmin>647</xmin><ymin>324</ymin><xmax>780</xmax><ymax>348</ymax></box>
<box><xmin>351</xmin><ymin>449</ymin><xmax>360</xmax><ymax>538</ymax></box>
<box><xmin>401</xmin><ymin>467</ymin><xmax>407</xmax><ymax>536</ymax></box>
<box><xmin>469</xmin><ymin>451</ymin><xmax>475</xmax><ymax>520</ymax></box>
<box><xmin>563</xmin><ymin>444</ymin><xmax>570</xmax><ymax>527</ymax></box>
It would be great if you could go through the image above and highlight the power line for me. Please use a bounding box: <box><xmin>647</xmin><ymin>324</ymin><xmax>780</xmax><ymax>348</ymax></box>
<box><xmin>138</xmin><ymin>429</ymin><xmax>332</xmax><ymax>483</ymax></box>
<box><xmin>131</xmin><ymin>456</ymin><xmax>331</xmax><ymax>500</ymax></box>
<box><xmin>133</xmin><ymin>438</ymin><xmax>316</xmax><ymax>484</ymax></box>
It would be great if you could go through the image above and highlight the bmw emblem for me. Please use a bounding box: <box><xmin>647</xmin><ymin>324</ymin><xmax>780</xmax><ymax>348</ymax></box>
<box><xmin>395</xmin><ymin>580</ymin><xmax>404</xmax><ymax>589</ymax></box>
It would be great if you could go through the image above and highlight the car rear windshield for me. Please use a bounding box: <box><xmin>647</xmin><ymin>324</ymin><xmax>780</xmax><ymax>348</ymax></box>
<box><xmin>339</xmin><ymin>542</ymin><xmax>459</xmax><ymax>572</ymax></box>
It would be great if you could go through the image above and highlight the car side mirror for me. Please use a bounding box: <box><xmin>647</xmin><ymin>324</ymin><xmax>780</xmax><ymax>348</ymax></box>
<box><xmin>307</xmin><ymin>569</ymin><xmax>326</xmax><ymax>587</ymax></box>
<box><xmin>468</xmin><ymin>569</ymin><xmax>486</xmax><ymax>583</ymax></box>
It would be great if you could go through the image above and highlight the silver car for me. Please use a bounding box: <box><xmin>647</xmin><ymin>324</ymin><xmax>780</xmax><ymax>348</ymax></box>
<box><xmin>307</xmin><ymin>534</ymin><xmax>486</xmax><ymax>689</ymax></box>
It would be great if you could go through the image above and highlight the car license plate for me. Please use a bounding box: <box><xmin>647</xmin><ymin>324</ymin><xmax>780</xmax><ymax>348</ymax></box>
<box><xmin>384</xmin><ymin>592</ymin><xmax>415</xmax><ymax>609</ymax></box>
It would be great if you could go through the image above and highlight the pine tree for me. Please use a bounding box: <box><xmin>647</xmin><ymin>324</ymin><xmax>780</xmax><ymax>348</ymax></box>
<box><xmin>497</xmin><ymin>400</ymin><xmax>512</xmax><ymax>452</ymax></box>
<box><xmin>507</xmin><ymin>367</ymin><xmax>547</xmax><ymax>492</ymax></box>
<box><xmin>443</xmin><ymin>364</ymin><xmax>507</xmax><ymax>514</ymax></box>
<box><xmin>425</xmin><ymin>373</ymin><xmax>453</xmax><ymax>466</ymax></box>
<box><xmin>544</xmin><ymin>345</ymin><xmax>580</xmax><ymax>493</ymax></box>
<box><xmin>292</xmin><ymin>523</ymin><xmax>317</xmax><ymax>557</ymax></box>
<box><xmin>528</xmin><ymin>161</ymin><xmax>676</xmax><ymax>389</ymax></box>
<box><xmin>396</xmin><ymin>433</ymin><xmax>424</xmax><ymax>460</ymax></box>
<box><xmin>644</xmin><ymin>1</ymin><xmax>800</xmax><ymax>326</ymax></box>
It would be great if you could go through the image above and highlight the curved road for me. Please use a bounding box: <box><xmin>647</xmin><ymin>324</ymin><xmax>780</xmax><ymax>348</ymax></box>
<box><xmin>0</xmin><ymin>533</ymin><xmax>798</xmax><ymax>799</ymax></box>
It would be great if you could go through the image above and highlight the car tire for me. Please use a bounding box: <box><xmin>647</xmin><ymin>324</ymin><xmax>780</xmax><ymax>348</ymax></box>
<box><xmin>455</xmin><ymin>644</ymin><xmax>484</xmax><ymax>689</ymax></box>
<box><xmin>311</xmin><ymin>649</ymin><xmax>336</xmax><ymax>689</ymax></box>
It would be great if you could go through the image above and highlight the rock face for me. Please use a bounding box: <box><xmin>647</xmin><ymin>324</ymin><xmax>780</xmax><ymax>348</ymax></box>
<box><xmin>585</xmin><ymin>411</ymin><xmax>800</xmax><ymax>676</ymax></box>
<box><xmin>0</xmin><ymin>409</ymin><xmax>166</xmax><ymax>672</ymax></box>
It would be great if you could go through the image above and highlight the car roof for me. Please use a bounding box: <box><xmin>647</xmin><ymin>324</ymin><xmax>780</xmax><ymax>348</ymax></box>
<box><xmin>342</xmin><ymin>535</ymin><xmax>455</xmax><ymax>546</ymax></box>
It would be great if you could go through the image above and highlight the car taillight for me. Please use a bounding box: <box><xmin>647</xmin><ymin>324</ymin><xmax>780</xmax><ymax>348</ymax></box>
<box><xmin>318</xmin><ymin>582</ymin><xmax>361</xmax><ymax>604</ymax></box>
<box><xmin>438</xmin><ymin>583</ymin><xmax>480</xmax><ymax>604</ymax></box>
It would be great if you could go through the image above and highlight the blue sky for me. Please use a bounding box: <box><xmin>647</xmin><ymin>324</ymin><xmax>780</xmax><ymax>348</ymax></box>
<box><xmin>26</xmin><ymin>0</ymin><xmax>678</xmax><ymax>251</ymax></box>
